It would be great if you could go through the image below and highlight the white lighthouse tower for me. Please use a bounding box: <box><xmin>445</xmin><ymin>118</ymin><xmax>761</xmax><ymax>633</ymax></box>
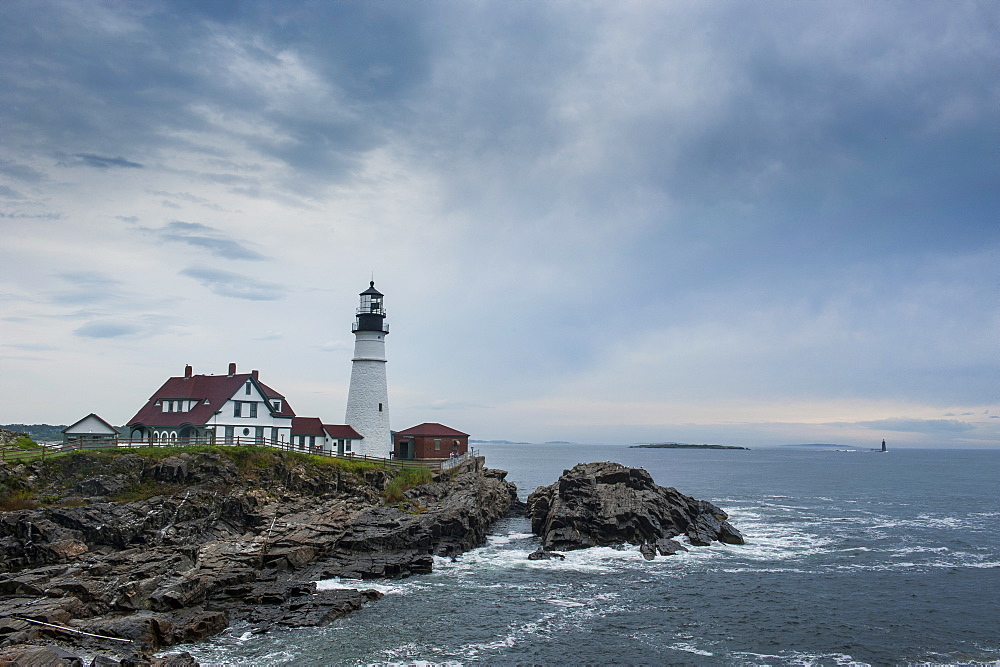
<box><xmin>345</xmin><ymin>281</ymin><xmax>391</xmax><ymax>457</ymax></box>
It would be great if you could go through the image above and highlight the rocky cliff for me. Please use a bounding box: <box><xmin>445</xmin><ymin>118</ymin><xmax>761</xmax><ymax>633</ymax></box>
<box><xmin>526</xmin><ymin>461</ymin><xmax>744</xmax><ymax>556</ymax></box>
<box><xmin>0</xmin><ymin>448</ymin><xmax>516</xmax><ymax>663</ymax></box>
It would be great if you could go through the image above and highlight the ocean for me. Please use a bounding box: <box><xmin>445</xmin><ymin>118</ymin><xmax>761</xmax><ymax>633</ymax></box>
<box><xmin>181</xmin><ymin>444</ymin><xmax>1000</xmax><ymax>665</ymax></box>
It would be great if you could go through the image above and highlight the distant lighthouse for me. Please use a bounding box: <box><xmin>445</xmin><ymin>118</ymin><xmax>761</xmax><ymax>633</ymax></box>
<box><xmin>345</xmin><ymin>281</ymin><xmax>391</xmax><ymax>457</ymax></box>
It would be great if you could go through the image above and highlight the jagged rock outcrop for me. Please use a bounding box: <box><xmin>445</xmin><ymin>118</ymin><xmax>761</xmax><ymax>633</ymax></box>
<box><xmin>0</xmin><ymin>449</ymin><xmax>517</xmax><ymax>663</ymax></box>
<box><xmin>526</xmin><ymin>462</ymin><xmax>744</xmax><ymax>554</ymax></box>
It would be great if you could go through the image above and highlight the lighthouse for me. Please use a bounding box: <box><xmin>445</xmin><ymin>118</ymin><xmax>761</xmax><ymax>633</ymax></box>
<box><xmin>345</xmin><ymin>281</ymin><xmax>391</xmax><ymax>457</ymax></box>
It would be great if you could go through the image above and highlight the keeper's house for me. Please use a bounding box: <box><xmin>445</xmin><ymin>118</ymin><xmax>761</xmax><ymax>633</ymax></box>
<box><xmin>393</xmin><ymin>423</ymin><xmax>469</xmax><ymax>461</ymax></box>
<box><xmin>127</xmin><ymin>363</ymin><xmax>362</xmax><ymax>455</ymax></box>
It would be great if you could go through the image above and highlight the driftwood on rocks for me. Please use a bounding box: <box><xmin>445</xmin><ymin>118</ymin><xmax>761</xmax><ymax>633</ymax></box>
<box><xmin>526</xmin><ymin>462</ymin><xmax>744</xmax><ymax>556</ymax></box>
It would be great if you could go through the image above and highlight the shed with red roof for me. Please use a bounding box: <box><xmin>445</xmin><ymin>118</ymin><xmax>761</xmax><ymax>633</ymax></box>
<box><xmin>393</xmin><ymin>422</ymin><xmax>469</xmax><ymax>461</ymax></box>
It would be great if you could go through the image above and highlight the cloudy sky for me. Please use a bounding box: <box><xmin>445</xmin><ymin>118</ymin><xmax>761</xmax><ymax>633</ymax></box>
<box><xmin>1</xmin><ymin>1</ymin><xmax>997</xmax><ymax>448</ymax></box>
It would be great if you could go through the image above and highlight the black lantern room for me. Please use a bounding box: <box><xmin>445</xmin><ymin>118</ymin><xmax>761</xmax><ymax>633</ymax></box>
<box><xmin>353</xmin><ymin>281</ymin><xmax>388</xmax><ymax>333</ymax></box>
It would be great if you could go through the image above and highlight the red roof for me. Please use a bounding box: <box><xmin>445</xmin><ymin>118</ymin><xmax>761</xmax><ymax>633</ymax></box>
<box><xmin>128</xmin><ymin>372</ymin><xmax>296</xmax><ymax>428</ymax></box>
<box><xmin>324</xmin><ymin>424</ymin><xmax>363</xmax><ymax>439</ymax></box>
<box><xmin>394</xmin><ymin>423</ymin><xmax>469</xmax><ymax>438</ymax></box>
<box><xmin>292</xmin><ymin>416</ymin><xmax>325</xmax><ymax>436</ymax></box>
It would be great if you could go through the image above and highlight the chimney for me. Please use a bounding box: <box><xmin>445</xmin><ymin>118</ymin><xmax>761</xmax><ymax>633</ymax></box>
<box><xmin>228</xmin><ymin>362</ymin><xmax>236</xmax><ymax>376</ymax></box>
<box><xmin>251</xmin><ymin>369</ymin><xmax>259</xmax><ymax>380</ymax></box>
<box><xmin>184</xmin><ymin>364</ymin><xmax>193</xmax><ymax>379</ymax></box>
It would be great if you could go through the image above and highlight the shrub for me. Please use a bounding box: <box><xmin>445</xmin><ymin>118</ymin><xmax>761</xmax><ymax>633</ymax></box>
<box><xmin>0</xmin><ymin>489</ymin><xmax>37</xmax><ymax>511</ymax></box>
<box><xmin>110</xmin><ymin>481</ymin><xmax>184</xmax><ymax>503</ymax></box>
<box><xmin>12</xmin><ymin>436</ymin><xmax>38</xmax><ymax>450</ymax></box>
<box><xmin>384</xmin><ymin>465</ymin><xmax>433</xmax><ymax>504</ymax></box>
<box><xmin>286</xmin><ymin>451</ymin><xmax>387</xmax><ymax>474</ymax></box>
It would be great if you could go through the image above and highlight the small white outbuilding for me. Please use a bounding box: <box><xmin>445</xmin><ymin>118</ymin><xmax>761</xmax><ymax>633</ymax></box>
<box><xmin>62</xmin><ymin>413</ymin><xmax>120</xmax><ymax>445</ymax></box>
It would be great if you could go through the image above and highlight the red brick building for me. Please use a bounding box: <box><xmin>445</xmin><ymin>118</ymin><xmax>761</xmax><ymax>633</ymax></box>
<box><xmin>393</xmin><ymin>423</ymin><xmax>469</xmax><ymax>461</ymax></box>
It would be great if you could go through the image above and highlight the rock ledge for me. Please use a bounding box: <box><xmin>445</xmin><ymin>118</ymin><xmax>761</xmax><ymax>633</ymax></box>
<box><xmin>526</xmin><ymin>461</ymin><xmax>744</xmax><ymax>554</ymax></box>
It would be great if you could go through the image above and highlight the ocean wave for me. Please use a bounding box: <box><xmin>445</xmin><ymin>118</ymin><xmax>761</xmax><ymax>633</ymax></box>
<box><xmin>734</xmin><ymin>649</ymin><xmax>869</xmax><ymax>666</ymax></box>
<box><xmin>668</xmin><ymin>641</ymin><xmax>715</xmax><ymax>657</ymax></box>
<box><xmin>315</xmin><ymin>577</ymin><xmax>414</xmax><ymax>596</ymax></box>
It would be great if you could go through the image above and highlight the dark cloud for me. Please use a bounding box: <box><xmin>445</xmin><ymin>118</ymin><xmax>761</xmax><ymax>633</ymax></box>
<box><xmin>180</xmin><ymin>267</ymin><xmax>284</xmax><ymax>301</ymax></box>
<box><xmin>0</xmin><ymin>211</ymin><xmax>61</xmax><ymax>220</ymax></box>
<box><xmin>3</xmin><ymin>343</ymin><xmax>56</xmax><ymax>351</ymax></box>
<box><xmin>166</xmin><ymin>221</ymin><xmax>214</xmax><ymax>233</ymax></box>
<box><xmin>163</xmin><ymin>234</ymin><xmax>264</xmax><ymax>260</ymax></box>
<box><xmin>0</xmin><ymin>185</ymin><xmax>25</xmax><ymax>199</ymax></box>
<box><xmin>156</xmin><ymin>221</ymin><xmax>267</xmax><ymax>260</ymax></box>
<box><xmin>0</xmin><ymin>160</ymin><xmax>44</xmax><ymax>182</ymax></box>
<box><xmin>148</xmin><ymin>189</ymin><xmax>223</xmax><ymax>210</ymax></box>
<box><xmin>74</xmin><ymin>321</ymin><xmax>142</xmax><ymax>338</ymax></box>
<box><xmin>73</xmin><ymin>154</ymin><xmax>144</xmax><ymax>169</ymax></box>
<box><xmin>0</xmin><ymin>0</ymin><xmax>440</xmax><ymax>190</ymax></box>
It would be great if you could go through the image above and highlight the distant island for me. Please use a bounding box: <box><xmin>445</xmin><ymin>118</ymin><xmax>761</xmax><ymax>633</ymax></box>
<box><xmin>630</xmin><ymin>443</ymin><xmax>750</xmax><ymax>450</ymax></box>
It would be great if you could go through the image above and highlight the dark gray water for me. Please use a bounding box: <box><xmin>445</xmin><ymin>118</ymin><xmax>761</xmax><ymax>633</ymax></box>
<box><xmin>182</xmin><ymin>445</ymin><xmax>1000</xmax><ymax>665</ymax></box>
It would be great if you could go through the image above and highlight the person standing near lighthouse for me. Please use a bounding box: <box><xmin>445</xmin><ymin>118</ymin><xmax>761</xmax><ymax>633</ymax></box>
<box><xmin>345</xmin><ymin>281</ymin><xmax>391</xmax><ymax>457</ymax></box>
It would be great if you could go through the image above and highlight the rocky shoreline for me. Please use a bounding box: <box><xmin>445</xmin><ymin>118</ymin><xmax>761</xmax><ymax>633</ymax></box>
<box><xmin>0</xmin><ymin>449</ymin><xmax>516</xmax><ymax>664</ymax></box>
<box><xmin>0</xmin><ymin>453</ymin><xmax>743</xmax><ymax>665</ymax></box>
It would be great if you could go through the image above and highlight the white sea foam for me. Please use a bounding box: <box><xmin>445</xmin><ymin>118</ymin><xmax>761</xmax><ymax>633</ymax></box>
<box><xmin>669</xmin><ymin>641</ymin><xmax>715</xmax><ymax>656</ymax></box>
<box><xmin>547</xmin><ymin>598</ymin><xmax>585</xmax><ymax>607</ymax></box>
<box><xmin>452</xmin><ymin>597</ymin><xmax>633</xmax><ymax>659</ymax></box>
<box><xmin>315</xmin><ymin>577</ymin><xmax>412</xmax><ymax>596</ymax></box>
<box><xmin>735</xmin><ymin>650</ymin><xmax>869</xmax><ymax>666</ymax></box>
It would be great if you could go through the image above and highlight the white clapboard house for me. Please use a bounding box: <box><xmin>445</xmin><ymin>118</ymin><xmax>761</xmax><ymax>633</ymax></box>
<box><xmin>126</xmin><ymin>363</ymin><xmax>362</xmax><ymax>455</ymax></box>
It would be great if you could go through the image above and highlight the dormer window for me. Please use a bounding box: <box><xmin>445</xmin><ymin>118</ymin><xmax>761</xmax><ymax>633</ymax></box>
<box><xmin>272</xmin><ymin>400</ymin><xmax>281</xmax><ymax>411</ymax></box>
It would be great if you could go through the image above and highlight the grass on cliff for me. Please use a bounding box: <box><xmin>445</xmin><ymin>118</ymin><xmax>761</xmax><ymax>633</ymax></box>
<box><xmin>0</xmin><ymin>445</ymin><xmax>395</xmax><ymax>512</ymax></box>
<box><xmin>10</xmin><ymin>436</ymin><xmax>39</xmax><ymax>450</ymax></box>
<box><xmin>109</xmin><ymin>481</ymin><xmax>186</xmax><ymax>503</ymax></box>
<box><xmin>384</xmin><ymin>465</ymin><xmax>434</xmax><ymax>503</ymax></box>
<box><xmin>0</xmin><ymin>489</ymin><xmax>37</xmax><ymax>511</ymax></box>
<box><xmin>50</xmin><ymin>444</ymin><xmax>389</xmax><ymax>475</ymax></box>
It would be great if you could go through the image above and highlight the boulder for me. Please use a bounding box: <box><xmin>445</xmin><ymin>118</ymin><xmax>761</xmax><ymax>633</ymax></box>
<box><xmin>655</xmin><ymin>538</ymin><xmax>689</xmax><ymax>556</ymax></box>
<box><xmin>0</xmin><ymin>645</ymin><xmax>84</xmax><ymax>666</ymax></box>
<box><xmin>75</xmin><ymin>475</ymin><xmax>126</xmax><ymax>497</ymax></box>
<box><xmin>526</xmin><ymin>462</ymin><xmax>744</xmax><ymax>553</ymax></box>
